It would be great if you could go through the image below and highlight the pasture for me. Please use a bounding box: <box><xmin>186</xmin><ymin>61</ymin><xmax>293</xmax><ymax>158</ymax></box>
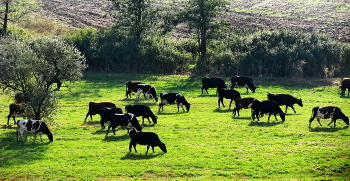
<box><xmin>0</xmin><ymin>73</ymin><xmax>349</xmax><ymax>180</ymax></box>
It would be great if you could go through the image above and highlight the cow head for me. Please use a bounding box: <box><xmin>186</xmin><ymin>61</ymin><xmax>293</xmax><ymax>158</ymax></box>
<box><xmin>344</xmin><ymin>116</ymin><xmax>349</xmax><ymax>125</ymax></box>
<box><xmin>250</xmin><ymin>86</ymin><xmax>256</xmax><ymax>93</ymax></box>
<box><xmin>159</xmin><ymin>143</ymin><xmax>167</xmax><ymax>153</ymax></box>
<box><xmin>185</xmin><ymin>103</ymin><xmax>191</xmax><ymax>112</ymax></box>
<box><xmin>297</xmin><ymin>98</ymin><xmax>303</xmax><ymax>107</ymax></box>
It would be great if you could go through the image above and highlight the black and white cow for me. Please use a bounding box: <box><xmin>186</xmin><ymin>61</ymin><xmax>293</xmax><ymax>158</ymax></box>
<box><xmin>251</xmin><ymin>100</ymin><xmax>285</xmax><ymax>122</ymax></box>
<box><xmin>217</xmin><ymin>88</ymin><xmax>241</xmax><ymax>109</ymax></box>
<box><xmin>231</xmin><ymin>75</ymin><xmax>256</xmax><ymax>93</ymax></box>
<box><xmin>99</xmin><ymin>107</ymin><xmax>123</xmax><ymax>129</ymax></box>
<box><xmin>233</xmin><ymin>97</ymin><xmax>257</xmax><ymax>117</ymax></box>
<box><xmin>201</xmin><ymin>77</ymin><xmax>227</xmax><ymax>94</ymax></box>
<box><xmin>129</xmin><ymin>130</ymin><xmax>167</xmax><ymax>154</ymax></box>
<box><xmin>340</xmin><ymin>78</ymin><xmax>350</xmax><ymax>97</ymax></box>
<box><xmin>106</xmin><ymin>113</ymin><xmax>142</xmax><ymax>135</ymax></box>
<box><xmin>7</xmin><ymin>103</ymin><xmax>24</xmax><ymax>125</ymax></box>
<box><xmin>125</xmin><ymin>104</ymin><xmax>158</xmax><ymax>124</ymax></box>
<box><xmin>16</xmin><ymin>119</ymin><xmax>54</xmax><ymax>142</ymax></box>
<box><xmin>158</xmin><ymin>92</ymin><xmax>191</xmax><ymax>112</ymax></box>
<box><xmin>136</xmin><ymin>84</ymin><xmax>158</xmax><ymax>102</ymax></box>
<box><xmin>267</xmin><ymin>93</ymin><xmax>303</xmax><ymax>113</ymax></box>
<box><xmin>309</xmin><ymin>106</ymin><xmax>349</xmax><ymax>128</ymax></box>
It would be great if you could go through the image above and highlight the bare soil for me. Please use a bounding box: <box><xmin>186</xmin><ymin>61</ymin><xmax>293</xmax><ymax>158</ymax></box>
<box><xmin>40</xmin><ymin>0</ymin><xmax>350</xmax><ymax>43</ymax></box>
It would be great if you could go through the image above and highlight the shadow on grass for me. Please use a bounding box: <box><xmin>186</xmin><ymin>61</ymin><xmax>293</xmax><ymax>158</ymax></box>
<box><xmin>232</xmin><ymin>116</ymin><xmax>251</xmax><ymax>120</ymax></box>
<box><xmin>157</xmin><ymin>111</ymin><xmax>189</xmax><ymax>115</ymax></box>
<box><xmin>309</xmin><ymin>126</ymin><xmax>349</xmax><ymax>132</ymax></box>
<box><xmin>102</xmin><ymin>134</ymin><xmax>129</xmax><ymax>142</ymax></box>
<box><xmin>120</xmin><ymin>152</ymin><xmax>165</xmax><ymax>160</ymax></box>
<box><xmin>248</xmin><ymin>121</ymin><xmax>284</xmax><ymax>127</ymax></box>
<box><xmin>213</xmin><ymin>108</ymin><xmax>233</xmax><ymax>113</ymax></box>
<box><xmin>198</xmin><ymin>94</ymin><xmax>218</xmax><ymax>97</ymax></box>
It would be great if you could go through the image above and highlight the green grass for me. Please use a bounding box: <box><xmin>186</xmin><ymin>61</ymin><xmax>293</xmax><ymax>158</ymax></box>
<box><xmin>1</xmin><ymin>73</ymin><xmax>349</xmax><ymax>180</ymax></box>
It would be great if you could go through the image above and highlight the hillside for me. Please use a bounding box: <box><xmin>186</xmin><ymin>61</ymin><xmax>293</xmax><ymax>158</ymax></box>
<box><xmin>39</xmin><ymin>0</ymin><xmax>350</xmax><ymax>43</ymax></box>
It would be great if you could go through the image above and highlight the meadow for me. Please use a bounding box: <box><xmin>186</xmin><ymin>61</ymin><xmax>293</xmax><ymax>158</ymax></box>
<box><xmin>0</xmin><ymin>73</ymin><xmax>349</xmax><ymax>180</ymax></box>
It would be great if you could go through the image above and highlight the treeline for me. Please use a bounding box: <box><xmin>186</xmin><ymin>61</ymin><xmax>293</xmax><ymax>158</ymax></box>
<box><xmin>69</xmin><ymin>27</ymin><xmax>350</xmax><ymax>77</ymax></box>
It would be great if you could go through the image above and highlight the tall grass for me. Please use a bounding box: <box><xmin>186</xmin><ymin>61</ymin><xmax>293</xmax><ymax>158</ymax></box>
<box><xmin>0</xmin><ymin>73</ymin><xmax>349</xmax><ymax>180</ymax></box>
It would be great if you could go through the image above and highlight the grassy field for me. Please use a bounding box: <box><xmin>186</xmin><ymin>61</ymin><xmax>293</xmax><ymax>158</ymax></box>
<box><xmin>0</xmin><ymin>73</ymin><xmax>349</xmax><ymax>180</ymax></box>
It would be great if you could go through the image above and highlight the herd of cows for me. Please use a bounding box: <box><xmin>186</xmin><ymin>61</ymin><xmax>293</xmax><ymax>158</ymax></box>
<box><xmin>6</xmin><ymin>76</ymin><xmax>350</xmax><ymax>154</ymax></box>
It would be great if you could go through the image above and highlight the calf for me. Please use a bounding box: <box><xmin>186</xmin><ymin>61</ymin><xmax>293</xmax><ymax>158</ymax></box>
<box><xmin>158</xmin><ymin>92</ymin><xmax>191</xmax><ymax>112</ymax></box>
<box><xmin>233</xmin><ymin>97</ymin><xmax>256</xmax><ymax>117</ymax></box>
<box><xmin>251</xmin><ymin>100</ymin><xmax>285</xmax><ymax>122</ymax></box>
<box><xmin>126</xmin><ymin>81</ymin><xmax>144</xmax><ymax>98</ymax></box>
<box><xmin>16</xmin><ymin>119</ymin><xmax>54</xmax><ymax>142</ymax></box>
<box><xmin>201</xmin><ymin>77</ymin><xmax>227</xmax><ymax>94</ymax></box>
<box><xmin>99</xmin><ymin>107</ymin><xmax>123</xmax><ymax>129</ymax></box>
<box><xmin>231</xmin><ymin>75</ymin><xmax>256</xmax><ymax>93</ymax></box>
<box><xmin>309</xmin><ymin>106</ymin><xmax>349</xmax><ymax>128</ymax></box>
<box><xmin>267</xmin><ymin>93</ymin><xmax>303</xmax><ymax>113</ymax></box>
<box><xmin>217</xmin><ymin>88</ymin><xmax>241</xmax><ymax>109</ymax></box>
<box><xmin>340</xmin><ymin>78</ymin><xmax>350</xmax><ymax>97</ymax></box>
<box><xmin>106</xmin><ymin>113</ymin><xmax>142</xmax><ymax>135</ymax></box>
<box><xmin>84</xmin><ymin>102</ymin><xmax>116</xmax><ymax>123</ymax></box>
<box><xmin>129</xmin><ymin>130</ymin><xmax>167</xmax><ymax>154</ymax></box>
<box><xmin>7</xmin><ymin>103</ymin><xmax>24</xmax><ymax>125</ymax></box>
<box><xmin>136</xmin><ymin>84</ymin><xmax>158</xmax><ymax>102</ymax></box>
<box><xmin>125</xmin><ymin>104</ymin><xmax>158</xmax><ymax>124</ymax></box>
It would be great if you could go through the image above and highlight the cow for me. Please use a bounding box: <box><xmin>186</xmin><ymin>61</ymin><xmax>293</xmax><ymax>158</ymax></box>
<box><xmin>125</xmin><ymin>104</ymin><xmax>158</xmax><ymax>124</ymax></box>
<box><xmin>230</xmin><ymin>75</ymin><xmax>256</xmax><ymax>93</ymax></box>
<box><xmin>84</xmin><ymin>102</ymin><xmax>116</xmax><ymax>123</ymax></box>
<box><xmin>16</xmin><ymin>119</ymin><xmax>54</xmax><ymax>142</ymax></box>
<box><xmin>217</xmin><ymin>88</ymin><xmax>241</xmax><ymax>109</ymax></box>
<box><xmin>126</xmin><ymin>81</ymin><xmax>145</xmax><ymax>98</ymax></box>
<box><xmin>251</xmin><ymin>100</ymin><xmax>285</xmax><ymax>122</ymax></box>
<box><xmin>201</xmin><ymin>77</ymin><xmax>227</xmax><ymax>94</ymax></box>
<box><xmin>99</xmin><ymin>107</ymin><xmax>123</xmax><ymax>129</ymax></box>
<box><xmin>136</xmin><ymin>84</ymin><xmax>158</xmax><ymax>102</ymax></box>
<box><xmin>106</xmin><ymin>113</ymin><xmax>142</xmax><ymax>135</ymax></box>
<box><xmin>7</xmin><ymin>103</ymin><xmax>24</xmax><ymax>125</ymax></box>
<box><xmin>309</xmin><ymin>106</ymin><xmax>349</xmax><ymax>128</ymax></box>
<box><xmin>232</xmin><ymin>97</ymin><xmax>257</xmax><ymax>117</ymax></box>
<box><xmin>267</xmin><ymin>93</ymin><xmax>303</xmax><ymax>113</ymax></box>
<box><xmin>340</xmin><ymin>78</ymin><xmax>350</xmax><ymax>97</ymax></box>
<box><xmin>129</xmin><ymin>130</ymin><xmax>167</xmax><ymax>154</ymax></box>
<box><xmin>158</xmin><ymin>92</ymin><xmax>191</xmax><ymax>112</ymax></box>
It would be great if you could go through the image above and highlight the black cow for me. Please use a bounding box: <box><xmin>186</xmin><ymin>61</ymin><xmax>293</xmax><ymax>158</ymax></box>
<box><xmin>158</xmin><ymin>93</ymin><xmax>191</xmax><ymax>112</ymax></box>
<box><xmin>340</xmin><ymin>78</ymin><xmax>350</xmax><ymax>97</ymax></box>
<box><xmin>267</xmin><ymin>93</ymin><xmax>303</xmax><ymax>113</ymax></box>
<box><xmin>217</xmin><ymin>88</ymin><xmax>241</xmax><ymax>109</ymax></box>
<box><xmin>136</xmin><ymin>84</ymin><xmax>158</xmax><ymax>102</ymax></box>
<box><xmin>231</xmin><ymin>75</ymin><xmax>256</xmax><ymax>93</ymax></box>
<box><xmin>7</xmin><ymin>103</ymin><xmax>24</xmax><ymax>125</ymax></box>
<box><xmin>309</xmin><ymin>106</ymin><xmax>349</xmax><ymax>128</ymax></box>
<box><xmin>201</xmin><ymin>77</ymin><xmax>227</xmax><ymax>94</ymax></box>
<box><xmin>16</xmin><ymin>119</ymin><xmax>54</xmax><ymax>142</ymax></box>
<box><xmin>129</xmin><ymin>130</ymin><xmax>167</xmax><ymax>154</ymax></box>
<box><xmin>106</xmin><ymin>113</ymin><xmax>142</xmax><ymax>135</ymax></box>
<box><xmin>99</xmin><ymin>107</ymin><xmax>123</xmax><ymax>129</ymax></box>
<box><xmin>251</xmin><ymin>100</ymin><xmax>285</xmax><ymax>122</ymax></box>
<box><xmin>125</xmin><ymin>104</ymin><xmax>158</xmax><ymax>124</ymax></box>
<box><xmin>126</xmin><ymin>81</ymin><xmax>145</xmax><ymax>98</ymax></box>
<box><xmin>84</xmin><ymin>102</ymin><xmax>116</xmax><ymax>123</ymax></box>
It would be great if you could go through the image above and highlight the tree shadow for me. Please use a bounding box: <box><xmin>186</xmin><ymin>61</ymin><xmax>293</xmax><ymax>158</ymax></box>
<box><xmin>248</xmin><ymin>121</ymin><xmax>284</xmax><ymax>127</ymax></box>
<box><xmin>120</xmin><ymin>152</ymin><xmax>165</xmax><ymax>160</ymax></box>
<box><xmin>309</xmin><ymin>126</ymin><xmax>349</xmax><ymax>132</ymax></box>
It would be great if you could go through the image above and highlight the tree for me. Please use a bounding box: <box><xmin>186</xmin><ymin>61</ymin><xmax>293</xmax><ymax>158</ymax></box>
<box><xmin>176</xmin><ymin>0</ymin><xmax>229</xmax><ymax>73</ymax></box>
<box><xmin>0</xmin><ymin>0</ymin><xmax>42</xmax><ymax>36</ymax></box>
<box><xmin>0</xmin><ymin>36</ymin><xmax>87</xmax><ymax>120</ymax></box>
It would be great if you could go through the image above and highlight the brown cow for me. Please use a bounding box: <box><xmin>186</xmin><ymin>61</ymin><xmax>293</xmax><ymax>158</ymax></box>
<box><xmin>233</xmin><ymin>97</ymin><xmax>256</xmax><ymax>117</ymax></box>
<box><xmin>84</xmin><ymin>102</ymin><xmax>116</xmax><ymax>123</ymax></box>
<box><xmin>126</xmin><ymin>81</ymin><xmax>144</xmax><ymax>98</ymax></box>
<box><xmin>7</xmin><ymin>103</ymin><xmax>24</xmax><ymax>125</ymax></box>
<box><xmin>309</xmin><ymin>106</ymin><xmax>349</xmax><ymax>128</ymax></box>
<box><xmin>340</xmin><ymin>78</ymin><xmax>350</xmax><ymax>97</ymax></box>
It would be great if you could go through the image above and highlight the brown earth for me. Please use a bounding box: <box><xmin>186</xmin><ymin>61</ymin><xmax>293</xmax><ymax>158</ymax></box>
<box><xmin>39</xmin><ymin>0</ymin><xmax>350</xmax><ymax>43</ymax></box>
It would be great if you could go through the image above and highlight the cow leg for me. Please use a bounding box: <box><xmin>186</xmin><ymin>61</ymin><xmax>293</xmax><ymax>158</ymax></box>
<box><xmin>177</xmin><ymin>104</ymin><xmax>180</xmax><ymax>112</ymax></box>
<box><xmin>285</xmin><ymin>106</ymin><xmax>288</xmax><ymax>113</ymax></box>
<box><xmin>290</xmin><ymin>106</ymin><xmax>297</xmax><ymax>113</ymax></box>
<box><xmin>218</xmin><ymin>97</ymin><xmax>224</xmax><ymax>108</ymax></box>
<box><xmin>152</xmin><ymin>146</ymin><xmax>155</xmax><ymax>153</ymax></box>
<box><xmin>327</xmin><ymin>118</ymin><xmax>336</xmax><ymax>127</ymax></box>
<box><xmin>147</xmin><ymin>117</ymin><xmax>151</xmax><ymax>124</ymax></box>
<box><xmin>273</xmin><ymin>113</ymin><xmax>279</xmax><ymax>121</ymax></box>
<box><xmin>246</xmin><ymin>87</ymin><xmax>249</xmax><ymax>93</ymax></box>
<box><xmin>106</xmin><ymin>125</ymin><xmax>112</xmax><ymax>135</ymax></box>
<box><xmin>316</xmin><ymin>118</ymin><xmax>322</xmax><ymax>127</ymax></box>
<box><xmin>158</xmin><ymin>103</ymin><xmax>163</xmax><ymax>112</ymax></box>
<box><xmin>146</xmin><ymin>145</ymin><xmax>151</xmax><ymax>154</ymax></box>
<box><xmin>229</xmin><ymin>99</ymin><xmax>234</xmax><ymax>110</ymax></box>
<box><xmin>267</xmin><ymin>113</ymin><xmax>272</xmax><ymax>122</ymax></box>
<box><xmin>84</xmin><ymin>112</ymin><xmax>90</xmax><ymax>123</ymax></box>
<box><xmin>142</xmin><ymin>117</ymin><xmax>145</xmax><ymax>125</ymax></box>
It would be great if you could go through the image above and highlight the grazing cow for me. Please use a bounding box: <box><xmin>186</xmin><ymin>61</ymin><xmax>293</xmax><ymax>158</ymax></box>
<box><xmin>231</xmin><ymin>75</ymin><xmax>256</xmax><ymax>93</ymax></box>
<box><xmin>16</xmin><ymin>119</ymin><xmax>53</xmax><ymax>142</ymax></box>
<box><xmin>126</xmin><ymin>81</ymin><xmax>145</xmax><ymax>98</ymax></box>
<box><xmin>158</xmin><ymin>93</ymin><xmax>191</xmax><ymax>112</ymax></box>
<box><xmin>251</xmin><ymin>100</ymin><xmax>285</xmax><ymax>122</ymax></box>
<box><xmin>340</xmin><ymin>78</ymin><xmax>350</xmax><ymax>97</ymax></box>
<box><xmin>136</xmin><ymin>84</ymin><xmax>158</xmax><ymax>102</ymax></box>
<box><xmin>217</xmin><ymin>88</ymin><xmax>241</xmax><ymax>109</ymax></box>
<box><xmin>267</xmin><ymin>93</ymin><xmax>303</xmax><ymax>113</ymax></box>
<box><xmin>7</xmin><ymin>103</ymin><xmax>24</xmax><ymax>125</ymax></box>
<box><xmin>129</xmin><ymin>130</ymin><xmax>167</xmax><ymax>154</ymax></box>
<box><xmin>84</xmin><ymin>102</ymin><xmax>116</xmax><ymax>123</ymax></box>
<box><xmin>99</xmin><ymin>107</ymin><xmax>123</xmax><ymax>129</ymax></box>
<box><xmin>309</xmin><ymin>106</ymin><xmax>349</xmax><ymax>128</ymax></box>
<box><xmin>201</xmin><ymin>77</ymin><xmax>227</xmax><ymax>94</ymax></box>
<box><xmin>125</xmin><ymin>105</ymin><xmax>158</xmax><ymax>124</ymax></box>
<box><xmin>233</xmin><ymin>97</ymin><xmax>256</xmax><ymax>117</ymax></box>
<box><xmin>106</xmin><ymin>113</ymin><xmax>142</xmax><ymax>135</ymax></box>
